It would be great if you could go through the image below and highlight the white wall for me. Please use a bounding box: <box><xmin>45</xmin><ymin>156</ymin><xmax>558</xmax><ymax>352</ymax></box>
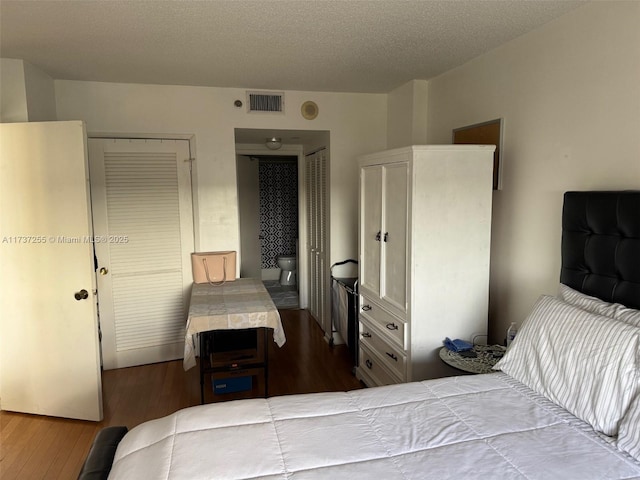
<box><xmin>387</xmin><ymin>80</ymin><xmax>428</xmax><ymax>148</ymax></box>
<box><xmin>1</xmin><ymin>59</ymin><xmax>28</xmax><ymax>122</ymax></box>
<box><xmin>425</xmin><ymin>1</ymin><xmax>640</xmax><ymax>343</ymax></box>
<box><xmin>236</xmin><ymin>154</ymin><xmax>261</xmax><ymax>278</ymax></box>
<box><xmin>0</xmin><ymin>59</ymin><xmax>57</xmax><ymax>122</ymax></box>
<box><xmin>55</xmin><ymin>82</ymin><xmax>387</xmax><ymax>272</ymax></box>
<box><xmin>23</xmin><ymin>61</ymin><xmax>57</xmax><ymax>122</ymax></box>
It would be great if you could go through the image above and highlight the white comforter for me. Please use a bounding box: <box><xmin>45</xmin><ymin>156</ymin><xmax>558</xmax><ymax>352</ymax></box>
<box><xmin>109</xmin><ymin>373</ymin><xmax>640</xmax><ymax>479</ymax></box>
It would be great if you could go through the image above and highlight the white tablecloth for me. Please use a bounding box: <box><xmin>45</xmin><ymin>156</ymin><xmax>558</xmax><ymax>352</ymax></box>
<box><xmin>183</xmin><ymin>278</ymin><xmax>286</xmax><ymax>370</ymax></box>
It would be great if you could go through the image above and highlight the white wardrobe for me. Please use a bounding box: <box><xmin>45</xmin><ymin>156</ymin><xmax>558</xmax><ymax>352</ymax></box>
<box><xmin>356</xmin><ymin>145</ymin><xmax>495</xmax><ymax>387</ymax></box>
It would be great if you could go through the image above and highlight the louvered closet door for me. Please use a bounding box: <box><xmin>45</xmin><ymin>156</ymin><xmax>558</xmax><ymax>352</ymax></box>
<box><xmin>316</xmin><ymin>150</ymin><xmax>327</xmax><ymax>333</ymax></box>
<box><xmin>89</xmin><ymin>138</ymin><xmax>194</xmax><ymax>369</ymax></box>
<box><xmin>305</xmin><ymin>149</ymin><xmax>328</xmax><ymax>332</ymax></box>
<box><xmin>305</xmin><ymin>154</ymin><xmax>316</xmax><ymax>316</ymax></box>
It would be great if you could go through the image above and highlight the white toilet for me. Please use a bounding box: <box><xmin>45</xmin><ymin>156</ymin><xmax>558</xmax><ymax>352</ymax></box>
<box><xmin>276</xmin><ymin>255</ymin><xmax>297</xmax><ymax>286</ymax></box>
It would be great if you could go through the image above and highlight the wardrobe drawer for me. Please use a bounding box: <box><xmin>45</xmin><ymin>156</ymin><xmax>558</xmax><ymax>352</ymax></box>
<box><xmin>358</xmin><ymin>345</ymin><xmax>402</xmax><ymax>387</ymax></box>
<box><xmin>359</xmin><ymin>319</ymin><xmax>406</xmax><ymax>380</ymax></box>
<box><xmin>359</xmin><ymin>296</ymin><xmax>405</xmax><ymax>348</ymax></box>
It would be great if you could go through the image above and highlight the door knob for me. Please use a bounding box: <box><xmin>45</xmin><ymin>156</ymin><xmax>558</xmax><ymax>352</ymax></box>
<box><xmin>74</xmin><ymin>289</ymin><xmax>89</xmax><ymax>301</ymax></box>
<box><xmin>99</xmin><ymin>267</ymin><xmax>108</xmax><ymax>275</ymax></box>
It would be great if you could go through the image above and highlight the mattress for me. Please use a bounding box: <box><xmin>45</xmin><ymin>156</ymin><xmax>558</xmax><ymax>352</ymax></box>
<box><xmin>108</xmin><ymin>373</ymin><xmax>640</xmax><ymax>479</ymax></box>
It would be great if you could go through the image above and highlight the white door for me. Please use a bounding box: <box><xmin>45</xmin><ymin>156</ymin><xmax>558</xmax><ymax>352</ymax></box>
<box><xmin>0</xmin><ymin>121</ymin><xmax>103</xmax><ymax>421</ymax></box>
<box><xmin>359</xmin><ymin>163</ymin><xmax>408</xmax><ymax>312</ymax></box>
<box><xmin>306</xmin><ymin>149</ymin><xmax>328</xmax><ymax>332</ymax></box>
<box><xmin>89</xmin><ymin>138</ymin><xmax>194</xmax><ymax>369</ymax></box>
<box><xmin>359</xmin><ymin>165</ymin><xmax>382</xmax><ymax>298</ymax></box>
<box><xmin>381</xmin><ymin>163</ymin><xmax>408</xmax><ymax>311</ymax></box>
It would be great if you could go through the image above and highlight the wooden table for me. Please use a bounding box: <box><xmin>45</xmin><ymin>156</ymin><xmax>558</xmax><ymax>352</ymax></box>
<box><xmin>183</xmin><ymin>278</ymin><xmax>286</xmax><ymax>402</ymax></box>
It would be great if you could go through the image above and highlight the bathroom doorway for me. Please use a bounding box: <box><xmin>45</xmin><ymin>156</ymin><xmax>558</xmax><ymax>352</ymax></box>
<box><xmin>237</xmin><ymin>154</ymin><xmax>300</xmax><ymax>308</ymax></box>
<box><xmin>235</xmin><ymin>128</ymin><xmax>330</xmax><ymax>321</ymax></box>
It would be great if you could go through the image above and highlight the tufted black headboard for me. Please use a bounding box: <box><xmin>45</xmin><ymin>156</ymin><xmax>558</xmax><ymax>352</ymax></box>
<box><xmin>561</xmin><ymin>191</ymin><xmax>640</xmax><ymax>310</ymax></box>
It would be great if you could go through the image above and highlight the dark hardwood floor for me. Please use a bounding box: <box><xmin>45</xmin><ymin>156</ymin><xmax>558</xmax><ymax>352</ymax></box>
<box><xmin>0</xmin><ymin>309</ymin><xmax>362</xmax><ymax>479</ymax></box>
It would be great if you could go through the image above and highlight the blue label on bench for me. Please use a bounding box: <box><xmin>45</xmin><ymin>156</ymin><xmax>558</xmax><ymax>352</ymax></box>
<box><xmin>213</xmin><ymin>376</ymin><xmax>252</xmax><ymax>394</ymax></box>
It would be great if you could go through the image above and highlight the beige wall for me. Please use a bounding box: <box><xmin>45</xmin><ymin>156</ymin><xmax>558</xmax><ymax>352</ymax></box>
<box><xmin>387</xmin><ymin>80</ymin><xmax>428</xmax><ymax>148</ymax></box>
<box><xmin>23</xmin><ymin>61</ymin><xmax>57</xmax><ymax>122</ymax></box>
<box><xmin>425</xmin><ymin>1</ymin><xmax>640</xmax><ymax>343</ymax></box>
<box><xmin>0</xmin><ymin>59</ymin><xmax>57</xmax><ymax>122</ymax></box>
<box><xmin>55</xmin><ymin>81</ymin><xmax>387</xmax><ymax>272</ymax></box>
<box><xmin>1</xmin><ymin>59</ymin><xmax>28</xmax><ymax>122</ymax></box>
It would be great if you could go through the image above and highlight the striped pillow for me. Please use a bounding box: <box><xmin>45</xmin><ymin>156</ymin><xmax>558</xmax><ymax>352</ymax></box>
<box><xmin>493</xmin><ymin>295</ymin><xmax>640</xmax><ymax>436</ymax></box>
<box><xmin>559</xmin><ymin>283</ymin><xmax>640</xmax><ymax>328</ymax></box>
<box><xmin>558</xmin><ymin>283</ymin><xmax>619</xmax><ymax>317</ymax></box>
<box><xmin>618</xmin><ymin>394</ymin><xmax>640</xmax><ymax>461</ymax></box>
<box><xmin>616</xmin><ymin>306</ymin><xmax>640</xmax><ymax>328</ymax></box>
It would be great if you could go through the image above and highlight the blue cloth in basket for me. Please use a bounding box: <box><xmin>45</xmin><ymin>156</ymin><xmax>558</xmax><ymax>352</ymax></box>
<box><xmin>443</xmin><ymin>337</ymin><xmax>474</xmax><ymax>352</ymax></box>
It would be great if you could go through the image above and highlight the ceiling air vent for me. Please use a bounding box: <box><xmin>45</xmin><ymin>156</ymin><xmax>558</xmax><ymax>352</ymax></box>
<box><xmin>247</xmin><ymin>91</ymin><xmax>284</xmax><ymax>113</ymax></box>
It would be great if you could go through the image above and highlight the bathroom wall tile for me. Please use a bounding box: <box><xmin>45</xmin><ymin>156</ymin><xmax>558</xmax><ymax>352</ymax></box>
<box><xmin>259</xmin><ymin>161</ymin><xmax>298</xmax><ymax>269</ymax></box>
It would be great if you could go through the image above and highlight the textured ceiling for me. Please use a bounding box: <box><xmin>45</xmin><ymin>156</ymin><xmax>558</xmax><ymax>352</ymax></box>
<box><xmin>0</xmin><ymin>0</ymin><xmax>585</xmax><ymax>93</ymax></box>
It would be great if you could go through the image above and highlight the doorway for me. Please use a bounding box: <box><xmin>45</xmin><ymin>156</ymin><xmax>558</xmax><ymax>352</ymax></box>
<box><xmin>235</xmin><ymin>128</ymin><xmax>330</xmax><ymax>330</ymax></box>
<box><xmin>88</xmin><ymin>137</ymin><xmax>195</xmax><ymax>370</ymax></box>
<box><xmin>237</xmin><ymin>154</ymin><xmax>299</xmax><ymax>308</ymax></box>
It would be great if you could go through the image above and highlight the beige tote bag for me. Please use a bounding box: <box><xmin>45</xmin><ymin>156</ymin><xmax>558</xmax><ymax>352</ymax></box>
<box><xmin>191</xmin><ymin>251</ymin><xmax>237</xmax><ymax>285</ymax></box>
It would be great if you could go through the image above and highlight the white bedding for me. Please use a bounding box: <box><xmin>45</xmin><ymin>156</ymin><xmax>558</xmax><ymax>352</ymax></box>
<box><xmin>108</xmin><ymin>373</ymin><xmax>640</xmax><ymax>479</ymax></box>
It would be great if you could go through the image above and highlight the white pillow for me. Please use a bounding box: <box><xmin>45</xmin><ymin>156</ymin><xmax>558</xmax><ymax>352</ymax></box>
<box><xmin>618</xmin><ymin>394</ymin><xmax>640</xmax><ymax>461</ymax></box>
<box><xmin>558</xmin><ymin>283</ymin><xmax>640</xmax><ymax>328</ymax></box>
<box><xmin>558</xmin><ymin>283</ymin><xmax>619</xmax><ymax>317</ymax></box>
<box><xmin>615</xmin><ymin>305</ymin><xmax>640</xmax><ymax>328</ymax></box>
<box><xmin>494</xmin><ymin>295</ymin><xmax>640</xmax><ymax>436</ymax></box>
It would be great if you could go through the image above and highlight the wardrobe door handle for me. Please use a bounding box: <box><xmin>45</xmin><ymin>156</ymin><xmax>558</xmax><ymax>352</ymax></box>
<box><xmin>383</xmin><ymin>232</ymin><xmax>388</xmax><ymax>242</ymax></box>
<box><xmin>386</xmin><ymin>352</ymin><xmax>398</xmax><ymax>361</ymax></box>
<box><xmin>361</xmin><ymin>304</ymin><xmax>372</xmax><ymax>312</ymax></box>
<box><xmin>375</xmin><ymin>231</ymin><xmax>381</xmax><ymax>242</ymax></box>
<box><xmin>386</xmin><ymin>322</ymin><xmax>398</xmax><ymax>331</ymax></box>
<box><xmin>365</xmin><ymin>359</ymin><xmax>373</xmax><ymax>369</ymax></box>
<box><xmin>362</xmin><ymin>332</ymin><xmax>372</xmax><ymax>338</ymax></box>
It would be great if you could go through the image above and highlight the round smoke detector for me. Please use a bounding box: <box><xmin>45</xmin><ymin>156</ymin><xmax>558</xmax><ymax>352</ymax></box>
<box><xmin>301</xmin><ymin>101</ymin><xmax>319</xmax><ymax>120</ymax></box>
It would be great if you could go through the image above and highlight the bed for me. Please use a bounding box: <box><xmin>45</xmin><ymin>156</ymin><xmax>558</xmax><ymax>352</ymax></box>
<box><xmin>79</xmin><ymin>191</ymin><xmax>640</xmax><ymax>480</ymax></box>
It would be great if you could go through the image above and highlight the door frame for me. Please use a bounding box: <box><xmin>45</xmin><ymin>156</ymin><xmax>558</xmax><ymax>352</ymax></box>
<box><xmin>235</xmin><ymin>144</ymin><xmax>308</xmax><ymax>308</ymax></box>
